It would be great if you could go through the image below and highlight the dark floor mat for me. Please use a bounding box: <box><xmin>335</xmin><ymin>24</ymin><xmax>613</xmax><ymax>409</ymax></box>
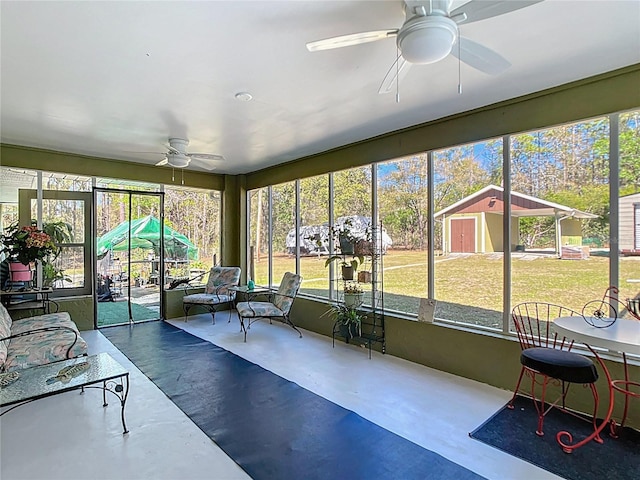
<box><xmin>470</xmin><ymin>395</ymin><xmax>640</xmax><ymax>480</ymax></box>
<box><xmin>103</xmin><ymin>321</ymin><xmax>485</xmax><ymax>480</ymax></box>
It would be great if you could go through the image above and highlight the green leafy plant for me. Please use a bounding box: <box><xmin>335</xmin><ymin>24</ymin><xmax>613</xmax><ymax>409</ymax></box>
<box><xmin>322</xmin><ymin>302</ymin><xmax>365</xmax><ymax>327</ymax></box>
<box><xmin>42</xmin><ymin>261</ymin><xmax>72</xmax><ymax>287</ymax></box>
<box><xmin>324</xmin><ymin>254</ymin><xmax>364</xmax><ymax>270</ymax></box>
<box><xmin>0</xmin><ymin>223</ymin><xmax>57</xmax><ymax>264</ymax></box>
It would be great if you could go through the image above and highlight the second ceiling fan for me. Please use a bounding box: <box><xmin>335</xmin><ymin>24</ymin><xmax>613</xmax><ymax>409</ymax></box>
<box><xmin>306</xmin><ymin>0</ymin><xmax>543</xmax><ymax>94</ymax></box>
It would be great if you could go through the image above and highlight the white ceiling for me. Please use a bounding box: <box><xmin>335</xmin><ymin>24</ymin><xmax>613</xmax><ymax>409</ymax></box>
<box><xmin>1</xmin><ymin>0</ymin><xmax>639</xmax><ymax>175</ymax></box>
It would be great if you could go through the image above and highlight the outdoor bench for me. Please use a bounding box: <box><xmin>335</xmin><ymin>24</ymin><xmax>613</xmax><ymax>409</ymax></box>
<box><xmin>0</xmin><ymin>302</ymin><xmax>87</xmax><ymax>373</ymax></box>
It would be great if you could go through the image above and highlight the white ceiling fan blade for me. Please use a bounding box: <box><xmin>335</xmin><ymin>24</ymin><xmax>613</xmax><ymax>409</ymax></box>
<box><xmin>188</xmin><ymin>153</ymin><xmax>225</xmax><ymax>162</ymax></box>
<box><xmin>451</xmin><ymin>0</ymin><xmax>544</xmax><ymax>25</ymax></box>
<box><xmin>379</xmin><ymin>55</ymin><xmax>412</xmax><ymax>95</ymax></box>
<box><xmin>189</xmin><ymin>157</ymin><xmax>220</xmax><ymax>171</ymax></box>
<box><xmin>451</xmin><ymin>37</ymin><xmax>511</xmax><ymax>75</ymax></box>
<box><xmin>155</xmin><ymin>157</ymin><xmax>169</xmax><ymax>166</ymax></box>
<box><xmin>306</xmin><ymin>30</ymin><xmax>398</xmax><ymax>52</ymax></box>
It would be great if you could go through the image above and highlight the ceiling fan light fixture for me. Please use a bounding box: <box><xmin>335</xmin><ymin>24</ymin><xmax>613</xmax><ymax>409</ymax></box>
<box><xmin>167</xmin><ymin>153</ymin><xmax>190</xmax><ymax>168</ymax></box>
<box><xmin>397</xmin><ymin>16</ymin><xmax>457</xmax><ymax>64</ymax></box>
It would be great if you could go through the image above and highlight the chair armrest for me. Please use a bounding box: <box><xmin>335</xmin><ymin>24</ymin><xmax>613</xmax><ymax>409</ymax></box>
<box><xmin>212</xmin><ymin>282</ymin><xmax>240</xmax><ymax>300</ymax></box>
<box><xmin>1</xmin><ymin>325</ymin><xmax>80</xmax><ymax>359</ymax></box>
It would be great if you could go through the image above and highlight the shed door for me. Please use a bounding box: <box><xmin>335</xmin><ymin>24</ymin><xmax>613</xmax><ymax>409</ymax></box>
<box><xmin>451</xmin><ymin>218</ymin><xmax>475</xmax><ymax>253</ymax></box>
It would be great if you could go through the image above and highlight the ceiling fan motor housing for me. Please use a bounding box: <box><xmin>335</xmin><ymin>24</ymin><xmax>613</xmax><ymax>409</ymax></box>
<box><xmin>169</xmin><ymin>138</ymin><xmax>189</xmax><ymax>154</ymax></box>
<box><xmin>397</xmin><ymin>15</ymin><xmax>457</xmax><ymax>64</ymax></box>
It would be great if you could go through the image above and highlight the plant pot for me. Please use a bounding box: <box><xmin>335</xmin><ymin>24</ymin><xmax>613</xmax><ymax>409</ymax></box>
<box><xmin>341</xmin><ymin>265</ymin><xmax>354</xmax><ymax>280</ymax></box>
<box><xmin>344</xmin><ymin>292</ymin><xmax>364</xmax><ymax>308</ymax></box>
<box><xmin>338</xmin><ymin>322</ymin><xmax>360</xmax><ymax>339</ymax></box>
<box><xmin>9</xmin><ymin>261</ymin><xmax>32</xmax><ymax>282</ymax></box>
<box><xmin>357</xmin><ymin>270</ymin><xmax>372</xmax><ymax>283</ymax></box>
<box><xmin>355</xmin><ymin>239</ymin><xmax>374</xmax><ymax>255</ymax></box>
<box><xmin>339</xmin><ymin>235</ymin><xmax>354</xmax><ymax>255</ymax></box>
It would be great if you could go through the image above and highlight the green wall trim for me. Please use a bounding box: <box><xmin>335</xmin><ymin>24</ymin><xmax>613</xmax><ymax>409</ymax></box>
<box><xmin>222</xmin><ymin>175</ymin><xmax>241</xmax><ymax>267</ymax></box>
<box><xmin>0</xmin><ymin>143</ymin><xmax>225</xmax><ymax>191</ymax></box>
<box><xmin>246</xmin><ymin>64</ymin><xmax>640</xmax><ymax>189</ymax></box>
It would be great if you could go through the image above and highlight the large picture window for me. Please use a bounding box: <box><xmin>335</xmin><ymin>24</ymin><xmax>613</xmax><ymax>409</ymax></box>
<box><xmin>247</xmin><ymin>108</ymin><xmax>639</xmax><ymax>333</ymax></box>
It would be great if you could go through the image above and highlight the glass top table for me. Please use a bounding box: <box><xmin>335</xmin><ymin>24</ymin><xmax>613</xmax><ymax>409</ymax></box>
<box><xmin>228</xmin><ymin>285</ymin><xmax>272</xmax><ymax>295</ymax></box>
<box><xmin>0</xmin><ymin>352</ymin><xmax>130</xmax><ymax>434</ymax></box>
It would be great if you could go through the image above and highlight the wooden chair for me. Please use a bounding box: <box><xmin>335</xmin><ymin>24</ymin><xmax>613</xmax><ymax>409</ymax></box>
<box><xmin>509</xmin><ymin>302</ymin><xmax>600</xmax><ymax>440</ymax></box>
<box><xmin>236</xmin><ymin>272</ymin><xmax>302</xmax><ymax>342</ymax></box>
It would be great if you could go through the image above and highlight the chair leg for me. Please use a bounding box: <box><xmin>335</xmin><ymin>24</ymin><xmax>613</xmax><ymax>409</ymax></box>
<box><xmin>508</xmin><ymin>366</ymin><xmax>526</xmax><ymax>409</ymax></box>
<box><xmin>589</xmin><ymin>383</ymin><xmax>604</xmax><ymax>444</ymax></box>
<box><xmin>183</xmin><ymin>304</ymin><xmax>191</xmax><ymax>322</ymax></box>
<box><xmin>284</xmin><ymin>315</ymin><xmax>303</xmax><ymax>338</ymax></box>
<box><xmin>532</xmin><ymin>373</ymin><xmax>549</xmax><ymax>437</ymax></box>
<box><xmin>239</xmin><ymin>316</ymin><xmax>248</xmax><ymax>342</ymax></box>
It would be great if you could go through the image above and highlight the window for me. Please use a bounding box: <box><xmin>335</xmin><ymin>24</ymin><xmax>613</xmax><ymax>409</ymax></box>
<box><xmin>433</xmin><ymin>140</ymin><xmax>504</xmax><ymax>329</ymax></box>
<box><xmin>377</xmin><ymin>156</ymin><xmax>428</xmax><ymax>315</ymax></box>
<box><xmin>23</xmin><ymin>190</ymin><xmax>92</xmax><ymax>296</ymax></box>
<box><xmin>299</xmin><ymin>175</ymin><xmax>330</xmax><ymax>299</ymax></box>
<box><xmin>247</xmin><ymin>109</ymin><xmax>634</xmax><ymax>334</ymax></box>
<box><xmin>510</xmin><ymin>118</ymin><xmax>610</xmax><ymax>314</ymax></box>
<box><xmin>271</xmin><ymin>182</ymin><xmax>296</xmax><ymax>287</ymax></box>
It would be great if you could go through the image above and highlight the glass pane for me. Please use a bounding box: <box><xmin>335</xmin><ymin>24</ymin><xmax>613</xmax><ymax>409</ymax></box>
<box><xmin>32</xmin><ymin>199</ymin><xmax>85</xmax><ymax>243</ymax></box>
<box><xmin>299</xmin><ymin>175</ymin><xmax>330</xmax><ymax>299</ymax></box>
<box><xmin>377</xmin><ymin>155</ymin><xmax>428</xmax><ymax>315</ymax></box>
<box><xmin>271</xmin><ymin>182</ymin><xmax>296</xmax><ymax>288</ymax></box>
<box><xmin>249</xmin><ymin>188</ymin><xmax>269</xmax><ymax>286</ymax></box>
<box><xmin>433</xmin><ymin>139</ymin><xmax>503</xmax><ymax>329</ymax></box>
<box><xmin>51</xmin><ymin>246</ymin><xmax>84</xmax><ymax>288</ymax></box>
<box><xmin>95</xmin><ymin>190</ymin><xmax>162</xmax><ymax>326</ymax></box>
<box><xmin>510</xmin><ymin>118</ymin><xmax>610</xmax><ymax>317</ymax></box>
<box><xmin>43</xmin><ymin>172</ymin><xmax>91</xmax><ymax>192</ymax></box>
<box><xmin>164</xmin><ymin>187</ymin><xmax>220</xmax><ymax>284</ymax></box>
<box><xmin>332</xmin><ymin>166</ymin><xmax>373</xmax><ymax>305</ymax></box>
<box><xmin>618</xmin><ymin>109</ymin><xmax>640</xmax><ymax>319</ymax></box>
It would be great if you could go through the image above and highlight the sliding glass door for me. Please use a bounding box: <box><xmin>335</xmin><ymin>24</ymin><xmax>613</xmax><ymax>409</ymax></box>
<box><xmin>94</xmin><ymin>188</ymin><xmax>164</xmax><ymax>327</ymax></box>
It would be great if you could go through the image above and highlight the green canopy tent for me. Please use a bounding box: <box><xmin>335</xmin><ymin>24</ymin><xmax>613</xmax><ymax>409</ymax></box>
<box><xmin>96</xmin><ymin>215</ymin><xmax>198</xmax><ymax>260</ymax></box>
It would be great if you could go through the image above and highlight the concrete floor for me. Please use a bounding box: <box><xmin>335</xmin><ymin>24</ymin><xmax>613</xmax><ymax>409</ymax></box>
<box><xmin>0</xmin><ymin>313</ymin><xmax>561</xmax><ymax>480</ymax></box>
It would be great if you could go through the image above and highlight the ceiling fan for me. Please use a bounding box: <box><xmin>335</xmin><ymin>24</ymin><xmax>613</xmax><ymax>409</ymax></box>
<box><xmin>306</xmin><ymin>0</ymin><xmax>543</xmax><ymax>94</ymax></box>
<box><xmin>155</xmin><ymin>138</ymin><xmax>224</xmax><ymax>171</ymax></box>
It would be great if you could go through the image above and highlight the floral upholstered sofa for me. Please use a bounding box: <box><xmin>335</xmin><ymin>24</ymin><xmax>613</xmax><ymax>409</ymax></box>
<box><xmin>0</xmin><ymin>303</ymin><xmax>87</xmax><ymax>372</ymax></box>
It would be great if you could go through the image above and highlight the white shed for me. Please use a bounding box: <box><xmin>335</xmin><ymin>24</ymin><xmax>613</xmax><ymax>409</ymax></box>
<box><xmin>620</xmin><ymin>192</ymin><xmax>640</xmax><ymax>255</ymax></box>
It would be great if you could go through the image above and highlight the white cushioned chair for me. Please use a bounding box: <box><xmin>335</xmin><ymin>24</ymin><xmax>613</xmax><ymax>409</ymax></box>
<box><xmin>182</xmin><ymin>266</ymin><xmax>241</xmax><ymax>324</ymax></box>
<box><xmin>235</xmin><ymin>272</ymin><xmax>302</xmax><ymax>342</ymax></box>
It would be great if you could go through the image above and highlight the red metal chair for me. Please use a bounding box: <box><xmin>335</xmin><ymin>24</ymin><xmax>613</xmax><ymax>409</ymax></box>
<box><xmin>508</xmin><ymin>302</ymin><xmax>601</xmax><ymax>441</ymax></box>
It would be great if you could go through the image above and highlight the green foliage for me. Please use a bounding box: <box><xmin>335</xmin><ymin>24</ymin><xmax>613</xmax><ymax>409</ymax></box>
<box><xmin>324</xmin><ymin>254</ymin><xmax>364</xmax><ymax>270</ymax></box>
<box><xmin>322</xmin><ymin>303</ymin><xmax>365</xmax><ymax>326</ymax></box>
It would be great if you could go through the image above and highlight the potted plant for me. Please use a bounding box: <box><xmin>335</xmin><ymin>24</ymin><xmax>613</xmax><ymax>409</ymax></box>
<box><xmin>1</xmin><ymin>223</ymin><xmax>58</xmax><ymax>285</ymax></box>
<box><xmin>42</xmin><ymin>261</ymin><xmax>72</xmax><ymax>288</ymax></box>
<box><xmin>324</xmin><ymin>254</ymin><xmax>364</xmax><ymax>281</ymax></box>
<box><xmin>41</xmin><ymin>221</ymin><xmax>72</xmax><ymax>289</ymax></box>
<box><xmin>322</xmin><ymin>303</ymin><xmax>364</xmax><ymax>339</ymax></box>
<box><xmin>329</xmin><ymin>218</ymin><xmax>358</xmax><ymax>255</ymax></box>
<box><xmin>343</xmin><ymin>282</ymin><xmax>364</xmax><ymax>308</ymax></box>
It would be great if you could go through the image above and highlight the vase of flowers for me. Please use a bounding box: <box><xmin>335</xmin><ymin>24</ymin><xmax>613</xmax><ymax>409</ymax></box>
<box><xmin>1</xmin><ymin>224</ymin><xmax>58</xmax><ymax>285</ymax></box>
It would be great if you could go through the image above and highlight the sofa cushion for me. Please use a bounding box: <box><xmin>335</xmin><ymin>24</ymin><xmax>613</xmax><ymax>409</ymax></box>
<box><xmin>10</xmin><ymin>312</ymin><xmax>77</xmax><ymax>335</ymax></box>
<box><xmin>0</xmin><ymin>306</ymin><xmax>88</xmax><ymax>372</ymax></box>
<box><xmin>0</xmin><ymin>303</ymin><xmax>13</xmax><ymax>366</ymax></box>
<box><xmin>4</xmin><ymin>328</ymin><xmax>88</xmax><ymax>372</ymax></box>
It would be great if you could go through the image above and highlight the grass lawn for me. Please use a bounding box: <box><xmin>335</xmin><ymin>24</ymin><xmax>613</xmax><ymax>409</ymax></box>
<box><xmin>253</xmin><ymin>251</ymin><xmax>640</xmax><ymax>329</ymax></box>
